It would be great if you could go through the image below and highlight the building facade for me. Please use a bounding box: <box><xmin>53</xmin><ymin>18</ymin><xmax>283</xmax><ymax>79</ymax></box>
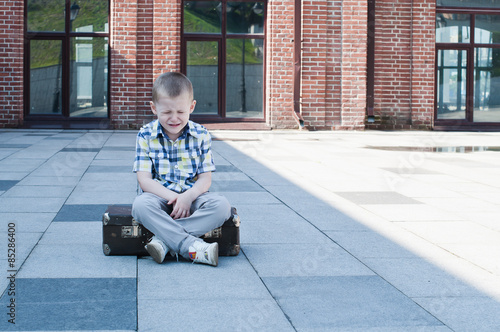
<box><xmin>1</xmin><ymin>0</ymin><xmax>500</xmax><ymax>130</ymax></box>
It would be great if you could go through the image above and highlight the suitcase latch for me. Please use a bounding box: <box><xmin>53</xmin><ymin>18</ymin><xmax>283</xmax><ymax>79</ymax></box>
<box><xmin>121</xmin><ymin>225</ymin><xmax>142</xmax><ymax>238</ymax></box>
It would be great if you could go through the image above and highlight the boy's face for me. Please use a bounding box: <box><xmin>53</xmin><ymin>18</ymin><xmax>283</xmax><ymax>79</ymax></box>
<box><xmin>150</xmin><ymin>91</ymin><xmax>196</xmax><ymax>141</ymax></box>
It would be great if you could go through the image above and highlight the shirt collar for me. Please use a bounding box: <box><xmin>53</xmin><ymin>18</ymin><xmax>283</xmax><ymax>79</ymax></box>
<box><xmin>151</xmin><ymin>120</ymin><xmax>200</xmax><ymax>140</ymax></box>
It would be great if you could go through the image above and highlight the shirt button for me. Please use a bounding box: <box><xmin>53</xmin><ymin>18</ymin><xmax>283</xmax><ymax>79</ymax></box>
<box><xmin>175</xmin><ymin>165</ymin><xmax>178</xmax><ymax>169</ymax></box>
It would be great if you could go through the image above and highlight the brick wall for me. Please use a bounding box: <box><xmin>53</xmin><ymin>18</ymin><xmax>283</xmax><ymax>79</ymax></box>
<box><xmin>369</xmin><ymin>0</ymin><xmax>435</xmax><ymax>129</ymax></box>
<box><xmin>110</xmin><ymin>0</ymin><xmax>181</xmax><ymax>129</ymax></box>
<box><xmin>0</xmin><ymin>0</ymin><xmax>23</xmax><ymax>127</ymax></box>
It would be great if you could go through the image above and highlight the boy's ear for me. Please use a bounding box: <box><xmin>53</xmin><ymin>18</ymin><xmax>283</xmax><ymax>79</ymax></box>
<box><xmin>150</xmin><ymin>101</ymin><xmax>157</xmax><ymax>115</ymax></box>
<box><xmin>189</xmin><ymin>100</ymin><xmax>197</xmax><ymax>114</ymax></box>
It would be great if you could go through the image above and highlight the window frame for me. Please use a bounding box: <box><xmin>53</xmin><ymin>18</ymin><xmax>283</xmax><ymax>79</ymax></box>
<box><xmin>23</xmin><ymin>0</ymin><xmax>111</xmax><ymax>127</ymax></box>
<box><xmin>435</xmin><ymin>5</ymin><xmax>500</xmax><ymax>128</ymax></box>
<box><xmin>181</xmin><ymin>0</ymin><xmax>267</xmax><ymax>123</ymax></box>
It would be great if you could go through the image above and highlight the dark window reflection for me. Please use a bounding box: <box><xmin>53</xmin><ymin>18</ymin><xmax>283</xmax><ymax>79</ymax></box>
<box><xmin>227</xmin><ymin>2</ymin><xmax>264</xmax><ymax>34</ymax></box>
<box><xmin>187</xmin><ymin>41</ymin><xmax>219</xmax><ymax>115</ymax></box>
<box><xmin>184</xmin><ymin>1</ymin><xmax>222</xmax><ymax>34</ymax></box>
<box><xmin>30</xmin><ymin>40</ymin><xmax>63</xmax><ymax>115</ymax></box>
<box><xmin>226</xmin><ymin>39</ymin><xmax>263</xmax><ymax>118</ymax></box>
<box><xmin>27</xmin><ymin>0</ymin><xmax>65</xmax><ymax>32</ymax></box>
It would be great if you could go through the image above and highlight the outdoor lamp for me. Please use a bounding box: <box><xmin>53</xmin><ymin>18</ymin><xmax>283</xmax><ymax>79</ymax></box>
<box><xmin>70</xmin><ymin>2</ymin><xmax>80</xmax><ymax>21</ymax></box>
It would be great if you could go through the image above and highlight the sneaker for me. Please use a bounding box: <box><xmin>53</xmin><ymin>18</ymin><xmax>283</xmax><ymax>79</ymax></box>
<box><xmin>188</xmin><ymin>241</ymin><xmax>219</xmax><ymax>267</ymax></box>
<box><xmin>145</xmin><ymin>236</ymin><xmax>168</xmax><ymax>264</ymax></box>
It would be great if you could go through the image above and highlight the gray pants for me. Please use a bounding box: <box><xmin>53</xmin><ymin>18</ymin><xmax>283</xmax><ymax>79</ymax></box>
<box><xmin>132</xmin><ymin>192</ymin><xmax>231</xmax><ymax>259</ymax></box>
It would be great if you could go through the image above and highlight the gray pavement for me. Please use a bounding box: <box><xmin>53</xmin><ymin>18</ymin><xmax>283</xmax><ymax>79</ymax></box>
<box><xmin>0</xmin><ymin>128</ymin><xmax>499</xmax><ymax>331</ymax></box>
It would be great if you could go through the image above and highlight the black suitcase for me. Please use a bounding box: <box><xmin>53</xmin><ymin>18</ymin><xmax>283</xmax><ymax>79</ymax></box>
<box><xmin>102</xmin><ymin>205</ymin><xmax>240</xmax><ymax>257</ymax></box>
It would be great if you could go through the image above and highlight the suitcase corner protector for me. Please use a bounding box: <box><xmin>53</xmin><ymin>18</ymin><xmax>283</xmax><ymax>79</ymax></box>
<box><xmin>103</xmin><ymin>212</ymin><xmax>110</xmax><ymax>225</ymax></box>
<box><xmin>103</xmin><ymin>243</ymin><xmax>111</xmax><ymax>256</ymax></box>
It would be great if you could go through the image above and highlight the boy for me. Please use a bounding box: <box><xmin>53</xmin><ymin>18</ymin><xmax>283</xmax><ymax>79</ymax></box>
<box><xmin>132</xmin><ymin>72</ymin><xmax>231</xmax><ymax>266</ymax></box>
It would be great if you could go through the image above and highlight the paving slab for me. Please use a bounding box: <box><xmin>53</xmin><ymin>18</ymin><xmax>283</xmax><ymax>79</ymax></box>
<box><xmin>262</xmin><ymin>275</ymin><xmax>444</xmax><ymax>331</ymax></box>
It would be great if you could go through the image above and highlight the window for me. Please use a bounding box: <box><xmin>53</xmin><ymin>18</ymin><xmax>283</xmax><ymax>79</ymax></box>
<box><xmin>182</xmin><ymin>0</ymin><xmax>266</xmax><ymax>121</ymax></box>
<box><xmin>436</xmin><ymin>3</ymin><xmax>500</xmax><ymax>125</ymax></box>
<box><xmin>25</xmin><ymin>0</ymin><xmax>109</xmax><ymax>122</ymax></box>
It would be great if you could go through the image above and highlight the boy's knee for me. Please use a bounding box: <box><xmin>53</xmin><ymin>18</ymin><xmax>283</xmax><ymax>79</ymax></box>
<box><xmin>132</xmin><ymin>193</ymin><xmax>161</xmax><ymax>217</ymax></box>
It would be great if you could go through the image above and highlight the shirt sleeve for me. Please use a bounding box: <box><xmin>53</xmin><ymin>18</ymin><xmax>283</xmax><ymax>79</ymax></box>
<box><xmin>196</xmin><ymin>131</ymin><xmax>216</xmax><ymax>174</ymax></box>
<box><xmin>133</xmin><ymin>130</ymin><xmax>153</xmax><ymax>173</ymax></box>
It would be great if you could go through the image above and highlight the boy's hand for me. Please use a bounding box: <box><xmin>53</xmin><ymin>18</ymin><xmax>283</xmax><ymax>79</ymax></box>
<box><xmin>168</xmin><ymin>192</ymin><xmax>194</xmax><ymax>220</ymax></box>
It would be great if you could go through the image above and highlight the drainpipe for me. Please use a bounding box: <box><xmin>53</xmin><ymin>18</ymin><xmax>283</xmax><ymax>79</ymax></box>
<box><xmin>366</xmin><ymin>0</ymin><xmax>375</xmax><ymax>123</ymax></box>
<box><xmin>293</xmin><ymin>0</ymin><xmax>304</xmax><ymax>128</ymax></box>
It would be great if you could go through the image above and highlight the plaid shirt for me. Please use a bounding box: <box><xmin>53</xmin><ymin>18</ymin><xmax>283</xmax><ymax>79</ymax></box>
<box><xmin>133</xmin><ymin>120</ymin><xmax>216</xmax><ymax>193</ymax></box>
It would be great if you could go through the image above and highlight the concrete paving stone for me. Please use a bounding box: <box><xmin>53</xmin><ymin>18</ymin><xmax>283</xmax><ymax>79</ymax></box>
<box><xmin>290</xmin><ymin>203</ymin><xmax>370</xmax><ymax>232</ymax></box>
<box><xmin>80</xmin><ymin>171</ymin><xmax>137</xmax><ymax>183</ymax></box>
<box><xmin>0</xmin><ymin>197</ymin><xmax>66</xmax><ymax>213</ymax></box>
<box><xmin>0</xmin><ymin>144</ymin><xmax>31</xmax><ymax>149</ymax></box>
<box><xmin>38</xmin><ymin>221</ymin><xmax>101</xmax><ymax>245</ymax></box>
<box><xmin>438</xmin><ymin>243</ymin><xmax>500</xmax><ymax>275</ymax></box>
<box><xmin>8</xmin><ymin>147</ymin><xmax>61</xmax><ymax>159</ymax></box>
<box><xmin>90</xmin><ymin>158</ymin><xmax>134</xmax><ymax>167</ymax></box>
<box><xmin>102</xmin><ymin>132</ymin><xmax>136</xmax><ymax>147</ymax></box>
<box><xmin>262</xmin><ymin>276</ymin><xmax>444</xmax><ymax>330</ymax></box>
<box><xmin>0</xmin><ymin>212</ymin><xmax>55</xmax><ymax>232</ymax></box>
<box><xmin>214</xmin><ymin>164</ymin><xmax>240</xmax><ymax>172</ymax></box>
<box><xmin>460</xmin><ymin>211</ymin><xmax>500</xmax><ymax>232</ymax></box>
<box><xmin>463</xmin><ymin>190</ymin><xmax>500</xmax><ymax>205</ymax></box>
<box><xmin>210</xmin><ymin>179</ymin><xmax>264</xmax><ymax>192</ymax></box>
<box><xmin>233</xmin><ymin>203</ymin><xmax>307</xmax><ymax>223</ymax></box>
<box><xmin>75</xmin><ymin>180</ymin><xmax>138</xmax><ymax>193</ymax></box>
<box><xmin>0</xmin><ymin>172</ymin><xmax>33</xmax><ymax>181</ymax></box>
<box><xmin>138</xmin><ymin>254</ymin><xmax>270</xmax><ymax>300</ymax></box>
<box><xmin>324</xmin><ymin>230</ymin><xmax>426</xmax><ymax>259</ymax></box>
<box><xmin>362</xmin><ymin>257</ymin><xmax>485</xmax><ymax>298</ymax></box>
<box><xmin>0</xmin><ymin>231</ymin><xmax>43</xmax><ymax>262</ymax></box>
<box><xmin>17</xmin><ymin>175</ymin><xmax>81</xmax><ymax>186</ymax></box>
<box><xmin>3</xmin><ymin>185</ymin><xmax>74</xmax><ymax>198</ymax></box>
<box><xmin>0</xmin><ymin>180</ymin><xmax>18</xmax><ymax>191</ymax></box>
<box><xmin>382</xmin><ymin>167</ymin><xmax>441</xmax><ymax>175</ymax></box>
<box><xmin>361</xmin><ymin>204</ymin><xmax>464</xmax><ymax>222</ymax></box>
<box><xmin>0</xmin><ymin>158</ymin><xmax>46</xmax><ymax>172</ymax></box>
<box><xmin>54</xmin><ymin>204</ymin><xmax>110</xmax><ymax>221</ymax></box>
<box><xmin>413</xmin><ymin>296</ymin><xmax>500</xmax><ymax>332</ymax></box>
<box><xmin>66</xmin><ymin>190</ymin><xmax>137</xmax><ymax>204</ymax></box>
<box><xmin>220</xmin><ymin>191</ymin><xmax>282</xmax><ymax>205</ymax></box>
<box><xmin>139</xmin><ymin>298</ymin><xmax>295</xmax><ymax>332</ymax></box>
<box><xmin>334</xmin><ymin>191</ymin><xmax>423</xmax><ymax>205</ymax></box>
<box><xmin>17</xmin><ymin>243</ymin><xmax>136</xmax><ymax>278</ymax></box>
<box><xmin>212</xmin><ymin>171</ymin><xmax>250</xmax><ymax>182</ymax></box>
<box><xmin>29</xmin><ymin>164</ymin><xmax>89</xmax><ymax>178</ymax></box>
<box><xmin>60</xmin><ymin>147</ymin><xmax>101</xmax><ymax>152</ymax></box>
<box><xmin>240</xmin><ymin>218</ymin><xmax>331</xmax><ymax>244</ymax></box>
<box><xmin>392</xmin><ymin>179</ymin><xmax>466</xmax><ymax>198</ymax></box>
<box><xmin>86</xmin><ymin>165</ymin><xmax>132</xmax><ymax>173</ymax></box>
<box><xmin>95</xmin><ymin>150</ymin><xmax>135</xmax><ymax>160</ymax></box>
<box><xmin>416</xmin><ymin>197</ymin><xmax>499</xmax><ymax>213</ymax></box>
<box><xmin>0</xmin><ymin>278</ymin><xmax>136</xmax><ymax>331</ymax></box>
<box><xmin>242</xmin><ymin>243</ymin><xmax>375</xmax><ymax>277</ymax></box>
<box><xmin>399</xmin><ymin>221</ymin><xmax>500</xmax><ymax>245</ymax></box>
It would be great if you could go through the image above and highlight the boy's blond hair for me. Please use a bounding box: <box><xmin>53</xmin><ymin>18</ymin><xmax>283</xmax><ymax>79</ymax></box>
<box><xmin>152</xmin><ymin>72</ymin><xmax>194</xmax><ymax>103</ymax></box>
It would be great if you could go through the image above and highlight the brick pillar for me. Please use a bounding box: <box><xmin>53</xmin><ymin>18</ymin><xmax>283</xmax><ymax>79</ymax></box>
<box><xmin>410</xmin><ymin>0</ymin><xmax>435</xmax><ymax>129</ymax></box>
<box><xmin>111</xmin><ymin>0</ymin><xmax>138</xmax><ymax>129</ymax></box>
<box><xmin>266</xmin><ymin>0</ymin><xmax>296</xmax><ymax>129</ymax></box>
<box><xmin>0</xmin><ymin>0</ymin><xmax>23</xmax><ymax>128</ymax></box>
<box><xmin>338</xmin><ymin>0</ymin><xmax>367</xmax><ymax>130</ymax></box>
